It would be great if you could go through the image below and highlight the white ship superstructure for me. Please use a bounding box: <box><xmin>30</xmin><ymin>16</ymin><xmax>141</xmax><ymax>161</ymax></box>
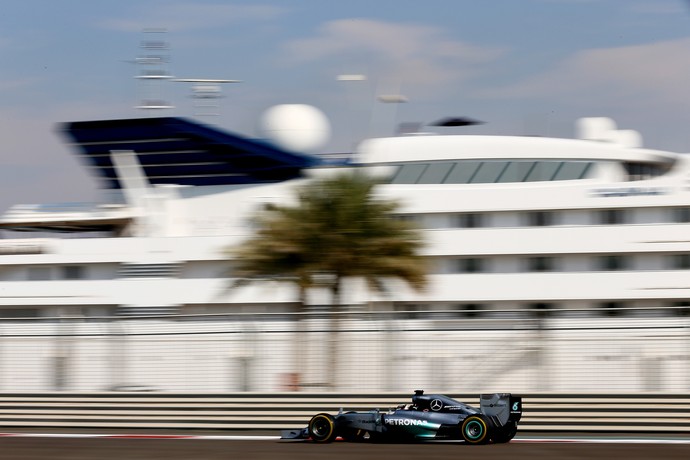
<box><xmin>0</xmin><ymin>116</ymin><xmax>687</xmax><ymax>318</ymax></box>
<box><xmin>355</xmin><ymin>118</ymin><xmax>690</xmax><ymax>315</ymax></box>
<box><xmin>0</xmin><ymin>114</ymin><xmax>688</xmax><ymax>392</ymax></box>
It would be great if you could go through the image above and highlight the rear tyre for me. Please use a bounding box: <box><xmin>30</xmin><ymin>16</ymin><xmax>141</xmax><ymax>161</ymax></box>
<box><xmin>461</xmin><ymin>415</ymin><xmax>491</xmax><ymax>444</ymax></box>
<box><xmin>308</xmin><ymin>413</ymin><xmax>338</xmax><ymax>443</ymax></box>
<box><xmin>492</xmin><ymin>422</ymin><xmax>518</xmax><ymax>443</ymax></box>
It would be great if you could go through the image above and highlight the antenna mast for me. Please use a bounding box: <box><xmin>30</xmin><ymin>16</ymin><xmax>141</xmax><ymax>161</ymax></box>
<box><xmin>135</xmin><ymin>28</ymin><xmax>174</xmax><ymax>113</ymax></box>
<box><xmin>132</xmin><ymin>29</ymin><xmax>241</xmax><ymax>119</ymax></box>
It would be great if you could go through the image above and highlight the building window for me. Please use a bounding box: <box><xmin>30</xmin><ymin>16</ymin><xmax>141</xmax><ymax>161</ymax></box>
<box><xmin>527</xmin><ymin>302</ymin><xmax>553</xmax><ymax>320</ymax></box>
<box><xmin>599</xmin><ymin>209</ymin><xmax>626</xmax><ymax>225</ymax></box>
<box><xmin>394</xmin><ymin>303</ymin><xmax>422</xmax><ymax>319</ymax></box>
<box><xmin>524</xmin><ymin>161</ymin><xmax>560</xmax><ymax>182</ymax></box>
<box><xmin>418</xmin><ymin>162</ymin><xmax>455</xmax><ymax>183</ymax></box>
<box><xmin>598</xmin><ymin>255</ymin><xmax>628</xmax><ymax>271</ymax></box>
<box><xmin>527</xmin><ymin>257</ymin><xmax>555</xmax><ymax>272</ymax></box>
<box><xmin>470</xmin><ymin>161</ymin><xmax>509</xmax><ymax>183</ymax></box>
<box><xmin>62</xmin><ymin>266</ymin><xmax>85</xmax><ymax>280</ymax></box>
<box><xmin>527</xmin><ymin>211</ymin><xmax>553</xmax><ymax>227</ymax></box>
<box><xmin>671</xmin><ymin>254</ymin><xmax>690</xmax><ymax>270</ymax></box>
<box><xmin>458</xmin><ymin>258</ymin><xmax>483</xmax><ymax>273</ymax></box>
<box><xmin>391</xmin><ymin>164</ymin><xmax>428</xmax><ymax>184</ymax></box>
<box><xmin>497</xmin><ymin>161</ymin><xmax>535</xmax><ymax>183</ymax></box>
<box><xmin>624</xmin><ymin>162</ymin><xmax>666</xmax><ymax>181</ymax></box>
<box><xmin>459</xmin><ymin>303</ymin><xmax>484</xmax><ymax>318</ymax></box>
<box><xmin>445</xmin><ymin>161</ymin><xmax>481</xmax><ymax>184</ymax></box>
<box><xmin>674</xmin><ymin>301</ymin><xmax>690</xmax><ymax>317</ymax></box>
<box><xmin>673</xmin><ymin>207</ymin><xmax>690</xmax><ymax>223</ymax></box>
<box><xmin>457</xmin><ymin>213</ymin><xmax>483</xmax><ymax>228</ymax></box>
<box><xmin>553</xmin><ymin>162</ymin><xmax>592</xmax><ymax>180</ymax></box>
<box><xmin>0</xmin><ymin>308</ymin><xmax>39</xmax><ymax>320</ymax></box>
<box><xmin>599</xmin><ymin>301</ymin><xmax>625</xmax><ymax>317</ymax></box>
<box><xmin>28</xmin><ymin>266</ymin><xmax>51</xmax><ymax>281</ymax></box>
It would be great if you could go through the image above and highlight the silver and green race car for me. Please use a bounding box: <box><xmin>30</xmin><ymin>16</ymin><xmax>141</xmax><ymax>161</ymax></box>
<box><xmin>283</xmin><ymin>390</ymin><xmax>522</xmax><ymax>444</ymax></box>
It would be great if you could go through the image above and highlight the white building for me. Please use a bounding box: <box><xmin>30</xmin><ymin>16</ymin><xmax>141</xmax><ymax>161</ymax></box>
<box><xmin>0</xmin><ymin>114</ymin><xmax>688</xmax><ymax>392</ymax></box>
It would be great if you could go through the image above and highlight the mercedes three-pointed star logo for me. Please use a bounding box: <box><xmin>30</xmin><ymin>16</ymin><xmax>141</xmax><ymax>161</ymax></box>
<box><xmin>430</xmin><ymin>399</ymin><xmax>443</xmax><ymax>411</ymax></box>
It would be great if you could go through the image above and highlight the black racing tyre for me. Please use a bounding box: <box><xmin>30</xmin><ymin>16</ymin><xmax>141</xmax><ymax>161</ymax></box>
<box><xmin>492</xmin><ymin>422</ymin><xmax>518</xmax><ymax>443</ymax></box>
<box><xmin>461</xmin><ymin>414</ymin><xmax>491</xmax><ymax>444</ymax></box>
<box><xmin>308</xmin><ymin>413</ymin><xmax>338</xmax><ymax>443</ymax></box>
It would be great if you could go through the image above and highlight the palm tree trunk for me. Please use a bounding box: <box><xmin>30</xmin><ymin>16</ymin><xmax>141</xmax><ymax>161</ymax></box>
<box><xmin>327</xmin><ymin>279</ymin><xmax>341</xmax><ymax>390</ymax></box>
<box><xmin>292</xmin><ymin>286</ymin><xmax>307</xmax><ymax>392</ymax></box>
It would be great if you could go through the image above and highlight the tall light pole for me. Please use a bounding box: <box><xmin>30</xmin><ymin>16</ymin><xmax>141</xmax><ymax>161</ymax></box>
<box><xmin>373</xmin><ymin>93</ymin><xmax>408</xmax><ymax>137</ymax></box>
<box><xmin>336</xmin><ymin>74</ymin><xmax>368</xmax><ymax>152</ymax></box>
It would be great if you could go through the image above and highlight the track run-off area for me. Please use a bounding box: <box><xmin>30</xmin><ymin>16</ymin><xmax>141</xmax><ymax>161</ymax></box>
<box><xmin>1</xmin><ymin>433</ymin><xmax>689</xmax><ymax>460</ymax></box>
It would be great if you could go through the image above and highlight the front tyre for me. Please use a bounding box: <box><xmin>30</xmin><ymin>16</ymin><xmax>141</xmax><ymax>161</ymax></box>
<box><xmin>308</xmin><ymin>413</ymin><xmax>338</xmax><ymax>443</ymax></box>
<box><xmin>461</xmin><ymin>415</ymin><xmax>491</xmax><ymax>444</ymax></box>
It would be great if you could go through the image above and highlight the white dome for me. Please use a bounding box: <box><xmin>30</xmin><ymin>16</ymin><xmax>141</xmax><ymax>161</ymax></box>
<box><xmin>259</xmin><ymin>104</ymin><xmax>331</xmax><ymax>153</ymax></box>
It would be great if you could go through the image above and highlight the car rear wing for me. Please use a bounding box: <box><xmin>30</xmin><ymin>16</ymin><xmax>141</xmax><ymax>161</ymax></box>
<box><xmin>480</xmin><ymin>393</ymin><xmax>522</xmax><ymax>426</ymax></box>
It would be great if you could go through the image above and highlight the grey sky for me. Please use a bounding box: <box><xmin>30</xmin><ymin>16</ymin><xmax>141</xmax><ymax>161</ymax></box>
<box><xmin>0</xmin><ymin>0</ymin><xmax>689</xmax><ymax>212</ymax></box>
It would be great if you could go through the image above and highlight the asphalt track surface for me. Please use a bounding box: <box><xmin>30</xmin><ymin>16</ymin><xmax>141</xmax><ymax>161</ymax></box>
<box><xmin>1</xmin><ymin>435</ymin><xmax>690</xmax><ymax>460</ymax></box>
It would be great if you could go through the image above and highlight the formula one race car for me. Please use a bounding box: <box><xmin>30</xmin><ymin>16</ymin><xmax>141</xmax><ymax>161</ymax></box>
<box><xmin>282</xmin><ymin>390</ymin><xmax>522</xmax><ymax>444</ymax></box>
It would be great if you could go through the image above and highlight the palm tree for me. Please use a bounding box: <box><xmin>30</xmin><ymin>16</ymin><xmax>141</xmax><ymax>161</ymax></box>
<box><xmin>228</xmin><ymin>172</ymin><xmax>427</xmax><ymax>389</ymax></box>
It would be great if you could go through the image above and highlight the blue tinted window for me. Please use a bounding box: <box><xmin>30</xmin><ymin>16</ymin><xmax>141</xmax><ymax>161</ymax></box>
<box><xmin>525</xmin><ymin>162</ymin><xmax>561</xmax><ymax>182</ymax></box>
<box><xmin>445</xmin><ymin>161</ymin><xmax>481</xmax><ymax>183</ymax></box>
<box><xmin>418</xmin><ymin>162</ymin><xmax>455</xmax><ymax>183</ymax></box>
<box><xmin>553</xmin><ymin>162</ymin><xmax>592</xmax><ymax>180</ymax></box>
<box><xmin>391</xmin><ymin>164</ymin><xmax>428</xmax><ymax>183</ymax></box>
<box><xmin>497</xmin><ymin>161</ymin><xmax>535</xmax><ymax>182</ymax></box>
<box><xmin>470</xmin><ymin>162</ymin><xmax>509</xmax><ymax>183</ymax></box>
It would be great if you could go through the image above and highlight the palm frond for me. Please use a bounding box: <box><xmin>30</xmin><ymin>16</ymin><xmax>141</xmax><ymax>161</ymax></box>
<box><xmin>225</xmin><ymin>171</ymin><xmax>428</xmax><ymax>301</ymax></box>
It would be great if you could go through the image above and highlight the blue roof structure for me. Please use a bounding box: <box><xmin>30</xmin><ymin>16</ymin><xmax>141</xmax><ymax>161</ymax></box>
<box><xmin>62</xmin><ymin>117</ymin><xmax>321</xmax><ymax>189</ymax></box>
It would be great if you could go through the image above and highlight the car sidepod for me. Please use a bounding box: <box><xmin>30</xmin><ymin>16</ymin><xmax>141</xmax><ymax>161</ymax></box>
<box><xmin>380</xmin><ymin>411</ymin><xmax>446</xmax><ymax>440</ymax></box>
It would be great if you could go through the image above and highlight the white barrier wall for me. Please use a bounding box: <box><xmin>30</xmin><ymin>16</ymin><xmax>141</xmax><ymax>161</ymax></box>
<box><xmin>0</xmin><ymin>312</ymin><xmax>688</xmax><ymax>393</ymax></box>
